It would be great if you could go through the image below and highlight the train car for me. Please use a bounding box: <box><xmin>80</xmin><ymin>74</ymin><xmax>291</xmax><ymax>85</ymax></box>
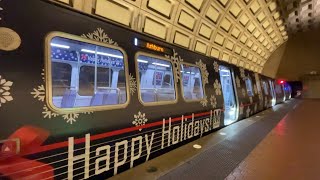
<box><xmin>0</xmin><ymin>0</ymin><xmax>289</xmax><ymax>179</ymax></box>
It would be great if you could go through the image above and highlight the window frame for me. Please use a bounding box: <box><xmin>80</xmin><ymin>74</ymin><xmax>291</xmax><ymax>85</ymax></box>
<box><xmin>45</xmin><ymin>32</ymin><xmax>130</xmax><ymax>114</ymax></box>
<box><xmin>180</xmin><ymin>62</ymin><xmax>206</xmax><ymax>103</ymax></box>
<box><xmin>135</xmin><ymin>52</ymin><xmax>178</xmax><ymax>106</ymax></box>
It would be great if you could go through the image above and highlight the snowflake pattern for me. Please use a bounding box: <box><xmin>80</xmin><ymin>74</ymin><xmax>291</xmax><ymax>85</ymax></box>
<box><xmin>246</xmin><ymin>107</ymin><xmax>251</xmax><ymax>118</ymax></box>
<box><xmin>132</xmin><ymin>111</ymin><xmax>148</xmax><ymax>131</ymax></box>
<box><xmin>196</xmin><ymin>60</ymin><xmax>209</xmax><ymax>85</ymax></box>
<box><xmin>264</xmin><ymin>96</ymin><xmax>268</xmax><ymax>107</ymax></box>
<box><xmin>165</xmin><ymin>49</ymin><xmax>183</xmax><ymax>83</ymax></box>
<box><xmin>242</xmin><ymin>88</ymin><xmax>246</xmax><ymax>97</ymax></box>
<box><xmin>0</xmin><ymin>75</ymin><xmax>13</xmax><ymax>107</ymax></box>
<box><xmin>129</xmin><ymin>74</ymin><xmax>137</xmax><ymax>96</ymax></box>
<box><xmin>81</xmin><ymin>28</ymin><xmax>118</xmax><ymax>46</ymax></box>
<box><xmin>235</xmin><ymin>76</ymin><xmax>241</xmax><ymax>88</ymax></box>
<box><xmin>213</xmin><ymin>61</ymin><xmax>219</xmax><ymax>73</ymax></box>
<box><xmin>42</xmin><ymin>105</ymin><xmax>58</xmax><ymax>119</ymax></box>
<box><xmin>63</xmin><ymin>113</ymin><xmax>79</xmax><ymax>125</ymax></box>
<box><xmin>239</xmin><ymin>103</ymin><xmax>244</xmax><ymax>115</ymax></box>
<box><xmin>254</xmin><ymin>104</ymin><xmax>257</xmax><ymax>113</ymax></box>
<box><xmin>200</xmin><ymin>95</ymin><xmax>208</xmax><ymax>107</ymax></box>
<box><xmin>213</xmin><ymin>79</ymin><xmax>222</xmax><ymax>96</ymax></box>
<box><xmin>249</xmin><ymin>96</ymin><xmax>253</xmax><ymax>104</ymax></box>
<box><xmin>210</xmin><ymin>95</ymin><xmax>217</xmax><ymax>109</ymax></box>
<box><xmin>253</xmin><ymin>84</ymin><xmax>258</xmax><ymax>95</ymax></box>
<box><xmin>31</xmin><ymin>85</ymin><xmax>45</xmax><ymax>102</ymax></box>
<box><xmin>240</xmin><ymin>68</ymin><xmax>246</xmax><ymax>80</ymax></box>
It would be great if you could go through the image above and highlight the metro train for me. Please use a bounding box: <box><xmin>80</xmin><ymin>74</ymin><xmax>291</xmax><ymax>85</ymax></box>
<box><xmin>0</xmin><ymin>0</ymin><xmax>291</xmax><ymax>179</ymax></box>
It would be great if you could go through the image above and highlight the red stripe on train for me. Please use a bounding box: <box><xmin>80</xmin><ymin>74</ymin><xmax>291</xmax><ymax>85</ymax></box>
<box><xmin>23</xmin><ymin>111</ymin><xmax>213</xmax><ymax>156</ymax></box>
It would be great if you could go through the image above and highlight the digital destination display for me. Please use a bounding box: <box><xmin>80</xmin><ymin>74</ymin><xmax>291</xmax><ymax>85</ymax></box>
<box><xmin>134</xmin><ymin>38</ymin><xmax>173</xmax><ymax>55</ymax></box>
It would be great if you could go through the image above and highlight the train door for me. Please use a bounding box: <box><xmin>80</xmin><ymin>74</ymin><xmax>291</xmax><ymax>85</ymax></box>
<box><xmin>269</xmin><ymin>80</ymin><xmax>276</xmax><ymax>106</ymax></box>
<box><xmin>219</xmin><ymin>65</ymin><xmax>238</xmax><ymax>125</ymax></box>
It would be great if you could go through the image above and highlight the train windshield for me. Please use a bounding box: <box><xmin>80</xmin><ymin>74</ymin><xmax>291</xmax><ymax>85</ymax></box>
<box><xmin>49</xmin><ymin>36</ymin><xmax>127</xmax><ymax>108</ymax></box>
<box><xmin>219</xmin><ymin>65</ymin><xmax>238</xmax><ymax>125</ymax></box>
<box><xmin>136</xmin><ymin>54</ymin><xmax>176</xmax><ymax>104</ymax></box>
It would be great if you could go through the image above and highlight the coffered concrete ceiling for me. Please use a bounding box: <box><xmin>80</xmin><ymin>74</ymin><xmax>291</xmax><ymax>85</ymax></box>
<box><xmin>279</xmin><ymin>0</ymin><xmax>320</xmax><ymax>34</ymax></box>
<box><xmin>55</xmin><ymin>0</ymin><xmax>289</xmax><ymax>73</ymax></box>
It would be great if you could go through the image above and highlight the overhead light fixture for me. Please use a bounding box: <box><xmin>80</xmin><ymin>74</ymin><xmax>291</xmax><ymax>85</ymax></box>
<box><xmin>50</xmin><ymin>43</ymin><xmax>70</xmax><ymax>49</ymax></box>
<box><xmin>152</xmin><ymin>62</ymin><xmax>170</xmax><ymax>67</ymax></box>
<box><xmin>137</xmin><ymin>59</ymin><xmax>148</xmax><ymax>63</ymax></box>
<box><xmin>81</xmin><ymin>49</ymin><xmax>123</xmax><ymax>59</ymax></box>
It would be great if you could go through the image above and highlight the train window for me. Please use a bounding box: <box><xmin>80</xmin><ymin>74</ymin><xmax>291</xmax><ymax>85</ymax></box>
<box><xmin>244</xmin><ymin>77</ymin><xmax>254</xmax><ymax>97</ymax></box>
<box><xmin>180</xmin><ymin>63</ymin><xmax>204</xmax><ymax>101</ymax></box>
<box><xmin>262</xmin><ymin>81</ymin><xmax>269</xmax><ymax>95</ymax></box>
<box><xmin>136</xmin><ymin>54</ymin><xmax>176</xmax><ymax>104</ymax></box>
<box><xmin>52</xmin><ymin>62</ymin><xmax>72</xmax><ymax>96</ymax></box>
<box><xmin>47</xmin><ymin>34</ymin><xmax>128</xmax><ymax>111</ymax></box>
<box><xmin>275</xmin><ymin>84</ymin><xmax>283</xmax><ymax>94</ymax></box>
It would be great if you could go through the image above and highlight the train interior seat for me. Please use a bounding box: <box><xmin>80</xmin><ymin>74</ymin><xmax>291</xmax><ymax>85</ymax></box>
<box><xmin>60</xmin><ymin>89</ymin><xmax>77</xmax><ymax>108</ymax></box>
<box><xmin>90</xmin><ymin>91</ymin><xmax>108</xmax><ymax>106</ymax></box>
<box><xmin>141</xmin><ymin>91</ymin><xmax>156</xmax><ymax>102</ymax></box>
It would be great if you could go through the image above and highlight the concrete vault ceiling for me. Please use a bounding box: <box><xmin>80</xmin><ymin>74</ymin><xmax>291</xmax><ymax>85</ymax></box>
<box><xmin>54</xmin><ymin>0</ymin><xmax>289</xmax><ymax>73</ymax></box>
<box><xmin>279</xmin><ymin>0</ymin><xmax>320</xmax><ymax>34</ymax></box>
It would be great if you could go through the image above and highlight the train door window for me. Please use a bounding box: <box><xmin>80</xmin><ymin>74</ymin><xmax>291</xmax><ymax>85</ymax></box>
<box><xmin>269</xmin><ymin>80</ymin><xmax>276</xmax><ymax>106</ymax></box>
<box><xmin>180</xmin><ymin>63</ymin><xmax>204</xmax><ymax>101</ymax></box>
<box><xmin>219</xmin><ymin>65</ymin><xmax>238</xmax><ymax>125</ymax></box>
<box><xmin>136</xmin><ymin>54</ymin><xmax>176</xmax><ymax>104</ymax></box>
<box><xmin>245</xmin><ymin>77</ymin><xmax>254</xmax><ymax>97</ymax></box>
<box><xmin>47</xmin><ymin>34</ymin><xmax>129</xmax><ymax>112</ymax></box>
<box><xmin>262</xmin><ymin>81</ymin><xmax>269</xmax><ymax>95</ymax></box>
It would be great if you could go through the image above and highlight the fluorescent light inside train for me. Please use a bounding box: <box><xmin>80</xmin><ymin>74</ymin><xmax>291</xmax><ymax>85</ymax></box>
<box><xmin>137</xmin><ymin>59</ymin><xmax>148</xmax><ymax>63</ymax></box>
<box><xmin>81</xmin><ymin>49</ymin><xmax>123</xmax><ymax>59</ymax></box>
<box><xmin>152</xmin><ymin>62</ymin><xmax>170</xmax><ymax>67</ymax></box>
<box><xmin>50</xmin><ymin>43</ymin><xmax>70</xmax><ymax>49</ymax></box>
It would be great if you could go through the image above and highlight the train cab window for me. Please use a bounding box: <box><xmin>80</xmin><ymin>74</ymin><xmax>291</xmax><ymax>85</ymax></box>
<box><xmin>244</xmin><ymin>78</ymin><xmax>254</xmax><ymax>97</ymax></box>
<box><xmin>180</xmin><ymin>64</ymin><xmax>204</xmax><ymax>101</ymax></box>
<box><xmin>136</xmin><ymin>54</ymin><xmax>176</xmax><ymax>104</ymax></box>
<box><xmin>262</xmin><ymin>81</ymin><xmax>269</xmax><ymax>95</ymax></box>
<box><xmin>48</xmin><ymin>35</ymin><xmax>128</xmax><ymax>110</ymax></box>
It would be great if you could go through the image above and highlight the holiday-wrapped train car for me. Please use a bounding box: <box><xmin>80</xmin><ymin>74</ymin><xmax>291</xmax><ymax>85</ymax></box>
<box><xmin>0</xmin><ymin>0</ymin><xmax>290</xmax><ymax>179</ymax></box>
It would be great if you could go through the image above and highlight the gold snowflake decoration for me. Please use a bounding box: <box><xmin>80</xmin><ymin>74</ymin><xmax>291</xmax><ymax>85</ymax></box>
<box><xmin>0</xmin><ymin>75</ymin><xmax>13</xmax><ymax>107</ymax></box>
<box><xmin>213</xmin><ymin>79</ymin><xmax>222</xmax><ymax>96</ymax></box>
<box><xmin>210</xmin><ymin>95</ymin><xmax>217</xmax><ymax>109</ymax></box>
<box><xmin>200</xmin><ymin>95</ymin><xmax>208</xmax><ymax>107</ymax></box>
<box><xmin>235</xmin><ymin>76</ymin><xmax>241</xmax><ymax>88</ymax></box>
<box><xmin>213</xmin><ymin>61</ymin><xmax>219</xmax><ymax>73</ymax></box>
<box><xmin>246</xmin><ymin>107</ymin><xmax>251</xmax><ymax>118</ymax></box>
<box><xmin>133</xmin><ymin>111</ymin><xmax>148</xmax><ymax>131</ymax></box>
<box><xmin>165</xmin><ymin>49</ymin><xmax>183</xmax><ymax>83</ymax></box>
<box><xmin>31</xmin><ymin>85</ymin><xmax>45</xmax><ymax>102</ymax></box>
<box><xmin>42</xmin><ymin>105</ymin><xmax>58</xmax><ymax>119</ymax></box>
<box><xmin>129</xmin><ymin>74</ymin><xmax>137</xmax><ymax>96</ymax></box>
<box><xmin>196</xmin><ymin>59</ymin><xmax>209</xmax><ymax>85</ymax></box>
<box><xmin>240</xmin><ymin>68</ymin><xmax>246</xmax><ymax>80</ymax></box>
<box><xmin>239</xmin><ymin>103</ymin><xmax>244</xmax><ymax>115</ymax></box>
<box><xmin>63</xmin><ymin>113</ymin><xmax>79</xmax><ymax>125</ymax></box>
<box><xmin>81</xmin><ymin>27</ymin><xmax>118</xmax><ymax>46</ymax></box>
<box><xmin>242</xmin><ymin>88</ymin><xmax>246</xmax><ymax>97</ymax></box>
<box><xmin>254</xmin><ymin>104</ymin><xmax>257</xmax><ymax>113</ymax></box>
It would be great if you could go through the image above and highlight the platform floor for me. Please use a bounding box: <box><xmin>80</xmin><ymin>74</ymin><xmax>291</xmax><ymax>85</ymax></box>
<box><xmin>226</xmin><ymin>99</ymin><xmax>320</xmax><ymax>180</ymax></box>
<box><xmin>111</xmin><ymin>99</ymin><xmax>308</xmax><ymax>180</ymax></box>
